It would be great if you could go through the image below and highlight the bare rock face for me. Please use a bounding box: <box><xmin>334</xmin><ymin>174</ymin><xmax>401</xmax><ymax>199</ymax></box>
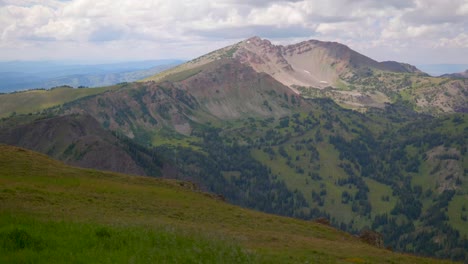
<box><xmin>234</xmin><ymin>37</ymin><xmax>343</xmax><ymax>89</ymax></box>
<box><xmin>231</xmin><ymin>37</ymin><xmax>424</xmax><ymax>91</ymax></box>
<box><xmin>147</xmin><ymin>35</ymin><xmax>423</xmax><ymax>91</ymax></box>
<box><xmin>146</xmin><ymin>35</ymin><xmax>424</xmax><ymax>91</ymax></box>
<box><xmin>145</xmin><ymin>36</ymin><xmax>466</xmax><ymax>113</ymax></box>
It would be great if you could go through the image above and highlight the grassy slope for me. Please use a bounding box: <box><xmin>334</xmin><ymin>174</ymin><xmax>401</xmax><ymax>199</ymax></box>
<box><xmin>141</xmin><ymin>43</ymin><xmax>239</xmax><ymax>83</ymax></box>
<box><xmin>408</xmin><ymin>115</ymin><xmax>468</xmax><ymax>236</ymax></box>
<box><xmin>0</xmin><ymin>214</ymin><xmax>251</xmax><ymax>264</ymax></box>
<box><xmin>240</xmin><ymin>108</ymin><xmax>372</xmax><ymax>228</ymax></box>
<box><xmin>0</xmin><ymin>145</ymin><xmax>452</xmax><ymax>263</ymax></box>
<box><xmin>364</xmin><ymin>178</ymin><xmax>396</xmax><ymax>215</ymax></box>
<box><xmin>0</xmin><ymin>86</ymin><xmax>120</xmax><ymax>118</ymax></box>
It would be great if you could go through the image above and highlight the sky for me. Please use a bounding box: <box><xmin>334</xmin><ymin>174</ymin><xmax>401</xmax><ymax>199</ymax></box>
<box><xmin>0</xmin><ymin>0</ymin><xmax>467</xmax><ymax>65</ymax></box>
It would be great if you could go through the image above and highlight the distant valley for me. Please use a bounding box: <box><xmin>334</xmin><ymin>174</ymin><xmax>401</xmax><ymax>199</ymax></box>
<box><xmin>0</xmin><ymin>60</ymin><xmax>183</xmax><ymax>93</ymax></box>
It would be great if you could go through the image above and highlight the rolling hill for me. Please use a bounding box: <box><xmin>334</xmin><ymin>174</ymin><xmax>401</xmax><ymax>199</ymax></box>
<box><xmin>0</xmin><ymin>144</ymin><xmax>454</xmax><ymax>263</ymax></box>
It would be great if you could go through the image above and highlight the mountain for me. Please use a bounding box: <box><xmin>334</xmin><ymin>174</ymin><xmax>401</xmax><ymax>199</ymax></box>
<box><xmin>0</xmin><ymin>37</ymin><xmax>467</xmax><ymax>262</ymax></box>
<box><xmin>417</xmin><ymin>64</ymin><xmax>468</xmax><ymax>76</ymax></box>
<box><xmin>0</xmin><ymin>60</ymin><xmax>182</xmax><ymax>93</ymax></box>
<box><xmin>145</xmin><ymin>37</ymin><xmax>467</xmax><ymax>114</ymax></box>
<box><xmin>61</xmin><ymin>59</ymin><xmax>302</xmax><ymax>136</ymax></box>
<box><xmin>145</xmin><ymin>36</ymin><xmax>422</xmax><ymax>89</ymax></box>
<box><xmin>0</xmin><ymin>114</ymin><xmax>163</xmax><ymax>176</ymax></box>
<box><xmin>441</xmin><ymin>69</ymin><xmax>468</xmax><ymax>79</ymax></box>
<box><xmin>1</xmin><ymin>144</ymin><xmax>452</xmax><ymax>263</ymax></box>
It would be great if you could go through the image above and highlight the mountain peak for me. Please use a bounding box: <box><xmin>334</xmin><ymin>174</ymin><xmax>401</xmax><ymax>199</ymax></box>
<box><xmin>245</xmin><ymin>36</ymin><xmax>262</xmax><ymax>42</ymax></box>
<box><xmin>243</xmin><ymin>36</ymin><xmax>274</xmax><ymax>48</ymax></box>
<box><xmin>143</xmin><ymin>37</ymin><xmax>463</xmax><ymax>112</ymax></box>
<box><xmin>147</xmin><ymin>37</ymin><xmax>423</xmax><ymax>89</ymax></box>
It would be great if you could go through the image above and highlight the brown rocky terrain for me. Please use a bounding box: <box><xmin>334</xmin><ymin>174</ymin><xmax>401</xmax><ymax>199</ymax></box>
<box><xmin>146</xmin><ymin>36</ymin><xmax>422</xmax><ymax>90</ymax></box>
<box><xmin>234</xmin><ymin>37</ymin><xmax>424</xmax><ymax>89</ymax></box>
<box><xmin>145</xmin><ymin>37</ymin><xmax>467</xmax><ymax>114</ymax></box>
<box><xmin>63</xmin><ymin>59</ymin><xmax>302</xmax><ymax>137</ymax></box>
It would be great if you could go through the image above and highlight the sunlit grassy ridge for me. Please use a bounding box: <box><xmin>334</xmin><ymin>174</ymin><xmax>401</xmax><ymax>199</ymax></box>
<box><xmin>0</xmin><ymin>145</ymin><xmax>453</xmax><ymax>263</ymax></box>
<box><xmin>0</xmin><ymin>85</ymin><xmax>121</xmax><ymax>118</ymax></box>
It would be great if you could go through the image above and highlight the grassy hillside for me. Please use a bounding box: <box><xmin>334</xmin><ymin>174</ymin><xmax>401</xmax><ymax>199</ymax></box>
<box><xmin>0</xmin><ymin>114</ymin><xmax>163</xmax><ymax>177</ymax></box>
<box><xmin>0</xmin><ymin>144</ymin><xmax>452</xmax><ymax>263</ymax></box>
<box><xmin>148</xmin><ymin>101</ymin><xmax>467</xmax><ymax>261</ymax></box>
<box><xmin>0</xmin><ymin>85</ymin><xmax>121</xmax><ymax>118</ymax></box>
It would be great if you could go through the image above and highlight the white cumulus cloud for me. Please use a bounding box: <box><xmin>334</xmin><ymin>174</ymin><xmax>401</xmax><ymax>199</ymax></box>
<box><xmin>0</xmin><ymin>0</ymin><xmax>466</xmax><ymax>64</ymax></box>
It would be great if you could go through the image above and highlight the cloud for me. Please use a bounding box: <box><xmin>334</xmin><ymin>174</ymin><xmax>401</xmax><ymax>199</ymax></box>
<box><xmin>402</xmin><ymin>0</ymin><xmax>466</xmax><ymax>25</ymax></box>
<box><xmin>89</xmin><ymin>26</ymin><xmax>125</xmax><ymax>42</ymax></box>
<box><xmin>437</xmin><ymin>33</ymin><xmax>468</xmax><ymax>48</ymax></box>
<box><xmin>194</xmin><ymin>25</ymin><xmax>315</xmax><ymax>39</ymax></box>
<box><xmin>0</xmin><ymin>0</ymin><xmax>466</xmax><ymax>64</ymax></box>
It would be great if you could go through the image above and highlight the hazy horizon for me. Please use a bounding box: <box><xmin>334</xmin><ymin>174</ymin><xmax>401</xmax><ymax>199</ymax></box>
<box><xmin>1</xmin><ymin>60</ymin><xmax>466</xmax><ymax>77</ymax></box>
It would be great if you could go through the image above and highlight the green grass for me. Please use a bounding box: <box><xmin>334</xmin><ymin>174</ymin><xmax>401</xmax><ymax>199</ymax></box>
<box><xmin>0</xmin><ymin>86</ymin><xmax>120</xmax><ymax>118</ymax></box>
<box><xmin>413</xmin><ymin>159</ymin><xmax>437</xmax><ymax>191</ymax></box>
<box><xmin>162</xmin><ymin>68</ymin><xmax>203</xmax><ymax>82</ymax></box>
<box><xmin>0</xmin><ymin>144</ymin><xmax>454</xmax><ymax>263</ymax></box>
<box><xmin>364</xmin><ymin>178</ymin><xmax>396</xmax><ymax>216</ymax></box>
<box><xmin>447</xmin><ymin>196</ymin><xmax>468</xmax><ymax>237</ymax></box>
<box><xmin>143</xmin><ymin>63</ymin><xmax>204</xmax><ymax>83</ymax></box>
<box><xmin>152</xmin><ymin>128</ymin><xmax>202</xmax><ymax>151</ymax></box>
<box><xmin>0</xmin><ymin>214</ymin><xmax>253</xmax><ymax>264</ymax></box>
<box><xmin>252</xmin><ymin>142</ymin><xmax>374</xmax><ymax>229</ymax></box>
<box><xmin>251</xmin><ymin>148</ymin><xmax>306</xmax><ymax>188</ymax></box>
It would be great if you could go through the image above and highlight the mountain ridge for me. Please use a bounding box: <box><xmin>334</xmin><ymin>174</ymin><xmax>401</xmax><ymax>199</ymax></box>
<box><xmin>62</xmin><ymin>59</ymin><xmax>302</xmax><ymax>137</ymax></box>
<box><xmin>441</xmin><ymin>69</ymin><xmax>468</xmax><ymax>79</ymax></box>
<box><xmin>144</xmin><ymin>36</ymin><xmax>466</xmax><ymax>114</ymax></box>
<box><xmin>145</xmin><ymin>36</ymin><xmax>424</xmax><ymax>90</ymax></box>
